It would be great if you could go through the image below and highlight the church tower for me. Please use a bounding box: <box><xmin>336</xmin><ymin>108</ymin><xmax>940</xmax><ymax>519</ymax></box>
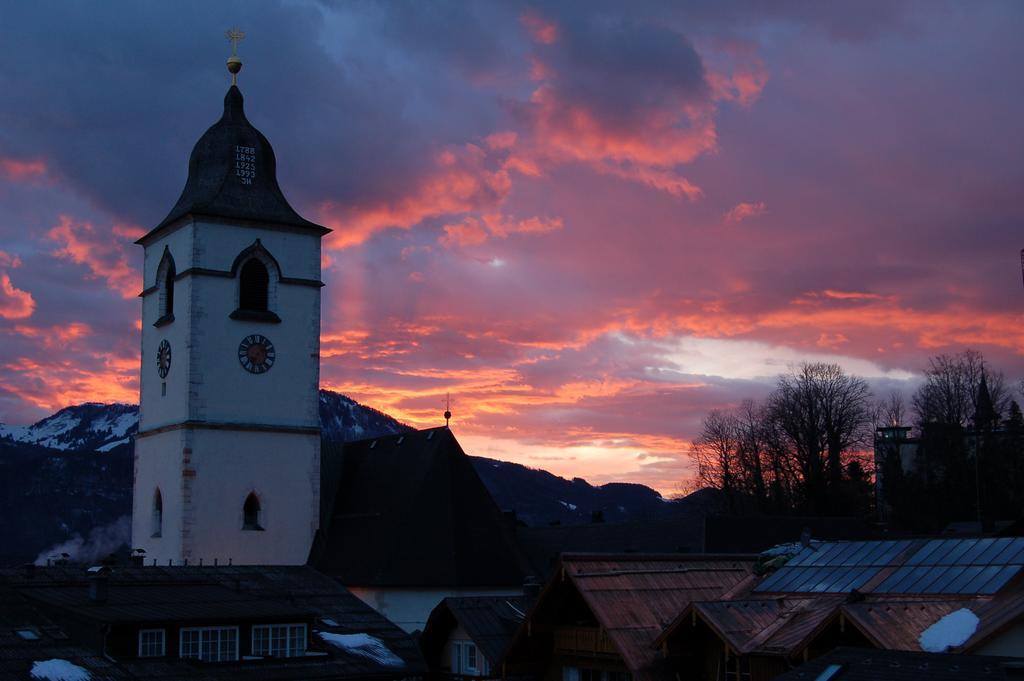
<box><xmin>132</xmin><ymin>44</ymin><xmax>328</xmax><ymax>565</ymax></box>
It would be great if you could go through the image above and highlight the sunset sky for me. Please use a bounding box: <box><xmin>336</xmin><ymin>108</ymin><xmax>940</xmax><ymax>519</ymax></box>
<box><xmin>1</xmin><ymin>2</ymin><xmax>1022</xmax><ymax>494</ymax></box>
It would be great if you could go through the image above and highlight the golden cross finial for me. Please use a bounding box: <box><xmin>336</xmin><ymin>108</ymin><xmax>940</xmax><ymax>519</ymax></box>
<box><xmin>226</xmin><ymin>28</ymin><xmax>245</xmax><ymax>55</ymax></box>
<box><xmin>225</xmin><ymin>28</ymin><xmax>245</xmax><ymax>85</ymax></box>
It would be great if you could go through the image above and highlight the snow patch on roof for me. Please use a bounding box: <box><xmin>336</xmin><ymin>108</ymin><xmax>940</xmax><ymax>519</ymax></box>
<box><xmin>318</xmin><ymin>632</ymin><xmax>404</xmax><ymax>667</ymax></box>
<box><xmin>558</xmin><ymin>500</ymin><xmax>577</xmax><ymax>511</ymax></box>
<box><xmin>30</xmin><ymin>659</ymin><xmax>91</xmax><ymax>681</ymax></box>
<box><xmin>919</xmin><ymin>608</ymin><xmax>980</xmax><ymax>652</ymax></box>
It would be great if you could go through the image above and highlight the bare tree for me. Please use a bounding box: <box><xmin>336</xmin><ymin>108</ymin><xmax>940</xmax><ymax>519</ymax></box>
<box><xmin>875</xmin><ymin>390</ymin><xmax>907</xmax><ymax>428</ymax></box>
<box><xmin>769</xmin><ymin>363</ymin><xmax>872</xmax><ymax>513</ymax></box>
<box><xmin>913</xmin><ymin>349</ymin><xmax>1008</xmax><ymax>426</ymax></box>
<box><xmin>692</xmin><ymin>410</ymin><xmax>741</xmax><ymax>513</ymax></box>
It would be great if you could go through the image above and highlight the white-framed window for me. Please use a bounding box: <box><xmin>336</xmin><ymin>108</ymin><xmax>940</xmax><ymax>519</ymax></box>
<box><xmin>180</xmin><ymin>626</ymin><xmax>238</xmax><ymax>662</ymax></box>
<box><xmin>251</xmin><ymin>623</ymin><xmax>307</xmax><ymax>658</ymax></box>
<box><xmin>452</xmin><ymin>640</ymin><xmax>489</xmax><ymax>676</ymax></box>
<box><xmin>138</xmin><ymin>629</ymin><xmax>166</xmax><ymax>657</ymax></box>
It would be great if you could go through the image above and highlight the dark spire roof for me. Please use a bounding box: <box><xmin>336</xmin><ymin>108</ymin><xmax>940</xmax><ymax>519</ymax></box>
<box><xmin>141</xmin><ymin>85</ymin><xmax>328</xmax><ymax>242</ymax></box>
<box><xmin>974</xmin><ymin>372</ymin><xmax>998</xmax><ymax>427</ymax></box>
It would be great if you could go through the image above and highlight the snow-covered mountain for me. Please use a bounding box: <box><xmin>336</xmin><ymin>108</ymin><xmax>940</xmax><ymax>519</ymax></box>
<box><xmin>0</xmin><ymin>390</ymin><xmax>409</xmax><ymax>452</ymax></box>
<box><xmin>318</xmin><ymin>391</ymin><xmax>409</xmax><ymax>442</ymax></box>
<box><xmin>0</xmin><ymin>403</ymin><xmax>138</xmax><ymax>452</ymax></box>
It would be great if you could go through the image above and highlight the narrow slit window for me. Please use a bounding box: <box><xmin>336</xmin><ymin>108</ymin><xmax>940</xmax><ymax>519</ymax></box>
<box><xmin>163</xmin><ymin>262</ymin><xmax>175</xmax><ymax>316</ymax></box>
<box><xmin>151</xmin><ymin>488</ymin><xmax>163</xmax><ymax>538</ymax></box>
<box><xmin>243</xmin><ymin>493</ymin><xmax>263</xmax><ymax>530</ymax></box>
<box><xmin>239</xmin><ymin>259</ymin><xmax>269</xmax><ymax>311</ymax></box>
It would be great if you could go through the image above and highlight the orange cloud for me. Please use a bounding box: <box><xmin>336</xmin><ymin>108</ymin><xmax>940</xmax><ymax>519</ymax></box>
<box><xmin>318</xmin><ymin>144</ymin><xmax>512</xmax><ymax>249</ymax></box>
<box><xmin>46</xmin><ymin>215</ymin><xmax>140</xmax><ymax>298</ymax></box>
<box><xmin>724</xmin><ymin>201</ymin><xmax>767</xmax><ymax>223</ymax></box>
<box><xmin>0</xmin><ymin>272</ymin><xmax>34</xmax><ymax>319</ymax></box>
<box><xmin>0</xmin><ymin>157</ymin><xmax>47</xmax><ymax>182</ymax></box>
<box><xmin>521</xmin><ymin>13</ymin><xmax>559</xmax><ymax>45</ymax></box>
<box><xmin>440</xmin><ymin>220</ymin><xmax>489</xmax><ymax>248</ymax></box>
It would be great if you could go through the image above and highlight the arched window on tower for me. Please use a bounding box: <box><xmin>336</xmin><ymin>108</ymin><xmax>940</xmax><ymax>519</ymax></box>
<box><xmin>239</xmin><ymin>259</ymin><xmax>269</xmax><ymax>311</ymax></box>
<box><xmin>243</xmin><ymin>493</ymin><xmax>263</xmax><ymax>531</ymax></box>
<box><xmin>155</xmin><ymin>250</ymin><xmax>176</xmax><ymax>327</ymax></box>
<box><xmin>151</xmin><ymin>488</ymin><xmax>163</xmax><ymax>538</ymax></box>
<box><xmin>163</xmin><ymin>262</ymin><xmax>175</xmax><ymax>316</ymax></box>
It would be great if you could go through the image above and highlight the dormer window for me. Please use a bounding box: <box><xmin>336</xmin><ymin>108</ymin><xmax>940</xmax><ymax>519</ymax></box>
<box><xmin>229</xmin><ymin>241</ymin><xmax>281</xmax><ymax>323</ymax></box>
<box><xmin>243</xmin><ymin>493</ymin><xmax>263</xmax><ymax>531</ymax></box>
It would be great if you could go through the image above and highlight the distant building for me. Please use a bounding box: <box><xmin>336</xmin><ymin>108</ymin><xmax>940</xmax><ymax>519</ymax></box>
<box><xmin>0</xmin><ymin>564</ymin><xmax>424</xmax><ymax>681</ymax></box>
<box><xmin>132</xmin><ymin>59</ymin><xmax>327</xmax><ymax>565</ymax></box>
<box><xmin>873</xmin><ymin>425</ymin><xmax>919</xmax><ymax>524</ymax></box>
<box><xmin>309</xmin><ymin>429</ymin><xmax>534</xmax><ymax>632</ymax></box>
<box><xmin>502</xmin><ymin>553</ymin><xmax>756</xmax><ymax>681</ymax></box>
<box><xmin>503</xmin><ymin>538</ymin><xmax>1024</xmax><ymax>681</ymax></box>
<box><xmin>420</xmin><ymin>595</ymin><xmax>532</xmax><ymax>678</ymax></box>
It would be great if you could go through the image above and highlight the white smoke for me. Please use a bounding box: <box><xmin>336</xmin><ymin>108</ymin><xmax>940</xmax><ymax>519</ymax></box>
<box><xmin>34</xmin><ymin>515</ymin><xmax>131</xmax><ymax>566</ymax></box>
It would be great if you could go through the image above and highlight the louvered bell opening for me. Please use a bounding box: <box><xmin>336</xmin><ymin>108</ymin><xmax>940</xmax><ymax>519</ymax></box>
<box><xmin>164</xmin><ymin>263</ymin><xmax>175</xmax><ymax>315</ymax></box>
<box><xmin>239</xmin><ymin>259</ymin><xmax>269</xmax><ymax>311</ymax></box>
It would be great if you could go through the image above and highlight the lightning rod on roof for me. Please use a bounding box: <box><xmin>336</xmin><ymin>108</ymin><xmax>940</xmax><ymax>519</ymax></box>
<box><xmin>444</xmin><ymin>392</ymin><xmax>452</xmax><ymax>427</ymax></box>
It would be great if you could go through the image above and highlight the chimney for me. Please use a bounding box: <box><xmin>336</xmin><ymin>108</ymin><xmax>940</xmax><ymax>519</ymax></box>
<box><xmin>88</xmin><ymin>574</ymin><xmax>109</xmax><ymax>604</ymax></box>
<box><xmin>800</xmin><ymin>528</ymin><xmax>812</xmax><ymax>549</ymax></box>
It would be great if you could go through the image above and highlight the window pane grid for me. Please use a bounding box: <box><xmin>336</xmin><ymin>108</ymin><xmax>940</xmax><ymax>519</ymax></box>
<box><xmin>138</xmin><ymin>629</ymin><xmax>165</xmax><ymax>657</ymax></box>
<box><xmin>252</xmin><ymin>624</ymin><xmax>306</xmax><ymax>658</ymax></box>
<box><xmin>180</xmin><ymin>627</ymin><xmax>238</xmax><ymax>662</ymax></box>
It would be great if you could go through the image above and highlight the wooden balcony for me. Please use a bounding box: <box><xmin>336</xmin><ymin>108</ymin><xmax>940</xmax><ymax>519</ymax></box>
<box><xmin>553</xmin><ymin>627</ymin><xmax>619</xmax><ymax>657</ymax></box>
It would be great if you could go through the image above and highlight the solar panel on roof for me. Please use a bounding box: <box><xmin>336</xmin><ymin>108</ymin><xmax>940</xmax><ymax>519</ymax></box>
<box><xmin>922</xmin><ymin>565</ymin><xmax>969</xmax><ymax>594</ymax></box>
<box><xmin>940</xmin><ymin>538</ymin><xmax>980</xmax><ymax>565</ymax></box>
<box><xmin>961</xmin><ymin>538</ymin><xmax>999</xmax><ymax>564</ymax></box>
<box><xmin>978</xmin><ymin>565</ymin><xmax>1020</xmax><ymax>594</ymax></box>
<box><xmin>944</xmin><ymin>566</ymin><xmax>986</xmax><ymax>593</ymax></box>
<box><xmin>960</xmin><ymin>565</ymin><xmax>1005</xmax><ymax>594</ymax></box>
<box><xmin>756</xmin><ymin>537</ymin><xmax>1024</xmax><ymax>595</ymax></box>
<box><xmin>975</xmin><ymin>537</ymin><xmax>1014</xmax><ymax>564</ymax></box>
<box><xmin>906</xmin><ymin>539</ymin><xmax>945</xmax><ymax>566</ymax></box>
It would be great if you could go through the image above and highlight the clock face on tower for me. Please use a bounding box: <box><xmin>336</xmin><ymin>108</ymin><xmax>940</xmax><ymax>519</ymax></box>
<box><xmin>238</xmin><ymin>334</ymin><xmax>276</xmax><ymax>374</ymax></box>
<box><xmin>157</xmin><ymin>339</ymin><xmax>172</xmax><ymax>378</ymax></box>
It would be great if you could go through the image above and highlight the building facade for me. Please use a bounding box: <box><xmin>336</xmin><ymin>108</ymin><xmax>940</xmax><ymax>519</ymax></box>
<box><xmin>131</xmin><ymin>80</ymin><xmax>329</xmax><ymax>565</ymax></box>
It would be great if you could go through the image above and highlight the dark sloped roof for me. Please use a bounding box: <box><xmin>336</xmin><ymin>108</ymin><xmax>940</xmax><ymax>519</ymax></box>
<box><xmin>420</xmin><ymin>596</ymin><xmax>531</xmax><ymax>669</ymax></box>
<box><xmin>309</xmin><ymin>427</ymin><xmax>531</xmax><ymax>587</ymax></box>
<box><xmin>0</xmin><ymin>565</ymin><xmax>424</xmax><ymax>681</ymax></box>
<box><xmin>517</xmin><ymin>517</ymin><xmax>705</xmax><ymax>578</ymax></box>
<box><xmin>141</xmin><ymin>85</ymin><xmax>328</xmax><ymax>242</ymax></box>
<box><xmin>676</xmin><ymin>596</ymin><xmax>844</xmax><ymax>658</ymax></box>
<box><xmin>772</xmin><ymin>647</ymin><xmax>1024</xmax><ymax>681</ymax></box>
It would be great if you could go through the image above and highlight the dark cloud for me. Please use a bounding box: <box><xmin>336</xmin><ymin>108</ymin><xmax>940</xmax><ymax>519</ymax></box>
<box><xmin>1</xmin><ymin>0</ymin><xmax>1023</xmax><ymax>493</ymax></box>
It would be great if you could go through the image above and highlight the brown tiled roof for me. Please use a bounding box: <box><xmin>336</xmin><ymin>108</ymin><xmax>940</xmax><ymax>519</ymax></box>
<box><xmin>693</xmin><ymin>596</ymin><xmax>843</xmax><ymax>657</ymax></box>
<box><xmin>558</xmin><ymin>554</ymin><xmax>755</xmax><ymax>680</ymax></box>
<box><xmin>840</xmin><ymin>599</ymin><xmax>983</xmax><ymax>651</ymax></box>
